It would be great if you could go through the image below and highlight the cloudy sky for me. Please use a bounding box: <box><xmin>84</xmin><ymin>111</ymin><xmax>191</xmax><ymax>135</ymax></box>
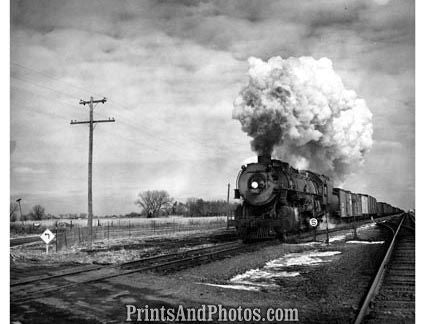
<box><xmin>10</xmin><ymin>0</ymin><xmax>414</xmax><ymax>215</ymax></box>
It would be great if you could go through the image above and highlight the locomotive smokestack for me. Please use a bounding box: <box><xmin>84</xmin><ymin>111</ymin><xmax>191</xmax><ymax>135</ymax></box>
<box><xmin>258</xmin><ymin>155</ymin><xmax>271</xmax><ymax>164</ymax></box>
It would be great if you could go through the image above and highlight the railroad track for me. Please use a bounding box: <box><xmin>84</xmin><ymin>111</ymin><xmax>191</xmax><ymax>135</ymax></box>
<box><xmin>11</xmin><ymin>241</ymin><xmax>250</xmax><ymax>304</ymax></box>
<box><xmin>281</xmin><ymin>213</ymin><xmax>400</xmax><ymax>243</ymax></box>
<box><xmin>11</xmin><ymin>214</ymin><xmax>401</xmax><ymax>305</ymax></box>
<box><xmin>354</xmin><ymin>213</ymin><xmax>415</xmax><ymax>324</ymax></box>
<box><xmin>10</xmin><ymin>235</ymin><xmax>40</xmax><ymax>247</ymax></box>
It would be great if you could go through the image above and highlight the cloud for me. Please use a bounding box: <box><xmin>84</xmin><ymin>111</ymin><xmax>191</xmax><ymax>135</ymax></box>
<box><xmin>10</xmin><ymin>140</ymin><xmax>17</xmax><ymax>154</ymax></box>
<box><xmin>13</xmin><ymin>166</ymin><xmax>46</xmax><ymax>174</ymax></box>
<box><xmin>10</xmin><ymin>0</ymin><xmax>414</xmax><ymax>212</ymax></box>
<box><xmin>233</xmin><ymin>56</ymin><xmax>374</xmax><ymax>182</ymax></box>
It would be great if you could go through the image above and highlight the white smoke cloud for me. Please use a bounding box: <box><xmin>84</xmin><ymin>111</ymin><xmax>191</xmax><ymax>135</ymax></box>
<box><xmin>232</xmin><ymin>56</ymin><xmax>373</xmax><ymax>182</ymax></box>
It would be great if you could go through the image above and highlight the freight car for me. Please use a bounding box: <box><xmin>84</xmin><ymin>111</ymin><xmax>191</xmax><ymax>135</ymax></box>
<box><xmin>234</xmin><ymin>155</ymin><xmax>402</xmax><ymax>241</ymax></box>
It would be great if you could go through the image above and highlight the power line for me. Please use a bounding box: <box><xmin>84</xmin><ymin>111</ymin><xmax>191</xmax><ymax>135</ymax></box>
<box><xmin>11</xmin><ymin>62</ymin><xmax>227</xmax><ymax>160</ymax></box>
<box><xmin>11</xmin><ymin>78</ymin><xmax>113</xmax><ymax>122</ymax></box>
<box><xmin>11</xmin><ymin>92</ymin><xmax>166</xmax><ymax>155</ymax></box>
<box><xmin>12</xmin><ymin>62</ymin><xmax>153</xmax><ymax>108</ymax></box>
<box><xmin>12</xmin><ymin>62</ymin><xmax>97</xmax><ymax>98</ymax></box>
<box><xmin>11</xmin><ymin>68</ymin><xmax>202</xmax><ymax>156</ymax></box>
<box><xmin>11</xmin><ymin>75</ymin><xmax>79</xmax><ymax>101</ymax></box>
<box><xmin>12</xmin><ymin>94</ymin><xmax>70</xmax><ymax>120</ymax></box>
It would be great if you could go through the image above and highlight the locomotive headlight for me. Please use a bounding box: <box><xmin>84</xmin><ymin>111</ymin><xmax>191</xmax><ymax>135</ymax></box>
<box><xmin>251</xmin><ymin>181</ymin><xmax>259</xmax><ymax>189</ymax></box>
<box><xmin>248</xmin><ymin>174</ymin><xmax>266</xmax><ymax>193</ymax></box>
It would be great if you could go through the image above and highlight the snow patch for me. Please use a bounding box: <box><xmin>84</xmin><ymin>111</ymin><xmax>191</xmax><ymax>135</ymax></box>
<box><xmin>201</xmin><ymin>283</ymin><xmax>261</xmax><ymax>292</ymax></box>
<box><xmin>231</xmin><ymin>269</ymin><xmax>300</xmax><ymax>283</ymax></box>
<box><xmin>265</xmin><ymin>251</ymin><xmax>341</xmax><ymax>267</ymax></box>
<box><xmin>346</xmin><ymin>240</ymin><xmax>384</xmax><ymax>244</ymax></box>
<box><xmin>297</xmin><ymin>241</ymin><xmax>322</xmax><ymax>246</ymax></box>
<box><xmin>358</xmin><ymin>223</ymin><xmax>376</xmax><ymax>230</ymax></box>
<box><xmin>328</xmin><ymin>234</ymin><xmax>348</xmax><ymax>242</ymax></box>
<box><xmin>204</xmin><ymin>250</ymin><xmax>342</xmax><ymax>291</ymax></box>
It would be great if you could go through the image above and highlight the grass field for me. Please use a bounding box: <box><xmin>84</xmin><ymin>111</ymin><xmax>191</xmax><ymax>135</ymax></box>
<box><xmin>11</xmin><ymin>216</ymin><xmax>229</xmax><ymax>238</ymax></box>
<box><xmin>11</xmin><ymin>215</ymin><xmax>230</xmax><ymax>250</ymax></box>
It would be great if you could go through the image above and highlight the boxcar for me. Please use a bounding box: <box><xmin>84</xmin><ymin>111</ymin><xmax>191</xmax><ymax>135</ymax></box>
<box><xmin>368</xmin><ymin>196</ymin><xmax>377</xmax><ymax>216</ymax></box>
<box><xmin>333</xmin><ymin>188</ymin><xmax>347</xmax><ymax>218</ymax></box>
<box><xmin>377</xmin><ymin>202</ymin><xmax>384</xmax><ymax>217</ymax></box>
<box><xmin>360</xmin><ymin>194</ymin><xmax>369</xmax><ymax>216</ymax></box>
<box><xmin>352</xmin><ymin>193</ymin><xmax>362</xmax><ymax>218</ymax></box>
<box><xmin>346</xmin><ymin>191</ymin><xmax>353</xmax><ymax>217</ymax></box>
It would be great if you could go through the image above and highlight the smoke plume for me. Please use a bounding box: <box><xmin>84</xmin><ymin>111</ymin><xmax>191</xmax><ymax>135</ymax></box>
<box><xmin>232</xmin><ymin>56</ymin><xmax>373</xmax><ymax>182</ymax></box>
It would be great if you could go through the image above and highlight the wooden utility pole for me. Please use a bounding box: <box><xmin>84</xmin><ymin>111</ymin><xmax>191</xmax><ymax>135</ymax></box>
<box><xmin>71</xmin><ymin>96</ymin><xmax>115</xmax><ymax>249</ymax></box>
<box><xmin>16</xmin><ymin>198</ymin><xmax>23</xmax><ymax>225</ymax></box>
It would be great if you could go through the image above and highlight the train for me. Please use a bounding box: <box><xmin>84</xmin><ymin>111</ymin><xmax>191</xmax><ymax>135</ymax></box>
<box><xmin>233</xmin><ymin>155</ymin><xmax>403</xmax><ymax>242</ymax></box>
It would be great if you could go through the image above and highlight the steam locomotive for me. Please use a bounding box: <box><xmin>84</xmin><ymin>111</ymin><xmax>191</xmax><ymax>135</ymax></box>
<box><xmin>233</xmin><ymin>155</ymin><xmax>402</xmax><ymax>242</ymax></box>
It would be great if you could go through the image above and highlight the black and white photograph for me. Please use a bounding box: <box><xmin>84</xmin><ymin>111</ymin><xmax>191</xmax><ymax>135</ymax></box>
<box><xmin>8</xmin><ymin>0</ymin><xmax>415</xmax><ymax>323</ymax></box>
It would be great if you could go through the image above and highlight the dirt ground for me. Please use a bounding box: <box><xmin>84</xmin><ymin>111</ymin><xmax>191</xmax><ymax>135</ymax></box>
<box><xmin>11</xmin><ymin>223</ymin><xmax>392</xmax><ymax>323</ymax></box>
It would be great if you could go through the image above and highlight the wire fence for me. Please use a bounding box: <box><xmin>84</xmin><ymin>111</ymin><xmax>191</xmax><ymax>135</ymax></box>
<box><xmin>54</xmin><ymin>217</ymin><xmax>227</xmax><ymax>251</ymax></box>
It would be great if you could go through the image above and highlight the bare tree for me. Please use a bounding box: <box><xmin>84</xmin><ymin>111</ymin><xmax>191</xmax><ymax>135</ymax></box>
<box><xmin>135</xmin><ymin>190</ymin><xmax>173</xmax><ymax>218</ymax></box>
<box><xmin>29</xmin><ymin>205</ymin><xmax>45</xmax><ymax>221</ymax></box>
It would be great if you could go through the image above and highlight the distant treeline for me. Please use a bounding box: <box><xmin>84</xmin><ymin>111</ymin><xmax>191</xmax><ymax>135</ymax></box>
<box><xmin>131</xmin><ymin>198</ymin><xmax>238</xmax><ymax>218</ymax></box>
<box><xmin>10</xmin><ymin>198</ymin><xmax>239</xmax><ymax>221</ymax></box>
<box><xmin>173</xmin><ymin>199</ymin><xmax>239</xmax><ymax>217</ymax></box>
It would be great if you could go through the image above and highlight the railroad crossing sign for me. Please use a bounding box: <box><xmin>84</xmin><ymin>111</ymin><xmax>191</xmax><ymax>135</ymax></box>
<box><xmin>309</xmin><ymin>218</ymin><xmax>318</xmax><ymax>227</ymax></box>
<box><xmin>40</xmin><ymin>229</ymin><xmax>55</xmax><ymax>244</ymax></box>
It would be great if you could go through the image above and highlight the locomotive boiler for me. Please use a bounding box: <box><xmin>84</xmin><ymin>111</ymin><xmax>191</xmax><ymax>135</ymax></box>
<box><xmin>233</xmin><ymin>155</ymin><xmax>401</xmax><ymax>242</ymax></box>
<box><xmin>234</xmin><ymin>155</ymin><xmax>331</xmax><ymax>241</ymax></box>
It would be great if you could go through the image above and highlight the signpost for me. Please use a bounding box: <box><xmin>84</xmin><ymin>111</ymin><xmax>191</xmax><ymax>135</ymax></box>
<box><xmin>40</xmin><ymin>229</ymin><xmax>55</xmax><ymax>255</ymax></box>
<box><xmin>310</xmin><ymin>218</ymin><xmax>318</xmax><ymax>241</ymax></box>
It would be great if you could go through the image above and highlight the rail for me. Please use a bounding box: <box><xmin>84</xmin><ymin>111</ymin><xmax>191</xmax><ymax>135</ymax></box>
<box><xmin>11</xmin><ymin>241</ymin><xmax>248</xmax><ymax>304</ymax></box>
<box><xmin>353</xmin><ymin>214</ymin><xmax>406</xmax><ymax>324</ymax></box>
<box><xmin>12</xmin><ymin>213</ymin><xmax>403</xmax><ymax>306</ymax></box>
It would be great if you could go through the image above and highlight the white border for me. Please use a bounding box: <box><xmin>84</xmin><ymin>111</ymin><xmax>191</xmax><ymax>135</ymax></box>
<box><xmin>1</xmin><ymin>0</ymin><xmax>10</xmax><ymax>320</ymax></box>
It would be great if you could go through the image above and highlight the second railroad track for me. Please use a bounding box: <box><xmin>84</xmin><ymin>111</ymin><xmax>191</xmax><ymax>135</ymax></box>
<box><xmin>354</xmin><ymin>213</ymin><xmax>415</xmax><ymax>324</ymax></box>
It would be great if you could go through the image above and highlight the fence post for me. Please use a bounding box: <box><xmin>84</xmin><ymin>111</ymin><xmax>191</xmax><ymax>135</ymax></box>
<box><xmin>64</xmin><ymin>229</ymin><xmax>68</xmax><ymax>249</ymax></box>
<box><xmin>107</xmin><ymin>222</ymin><xmax>110</xmax><ymax>247</ymax></box>
<box><xmin>55</xmin><ymin>227</ymin><xmax>58</xmax><ymax>252</ymax></box>
<box><xmin>78</xmin><ymin>227</ymin><xmax>81</xmax><ymax>243</ymax></box>
<box><xmin>128</xmin><ymin>220</ymin><xmax>131</xmax><ymax>237</ymax></box>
